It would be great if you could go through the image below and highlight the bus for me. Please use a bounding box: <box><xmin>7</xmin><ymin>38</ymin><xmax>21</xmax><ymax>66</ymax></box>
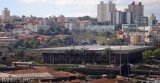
<box><xmin>12</xmin><ymin>62</ymin><xmax>33</xmax><ymax>68</ymax></box>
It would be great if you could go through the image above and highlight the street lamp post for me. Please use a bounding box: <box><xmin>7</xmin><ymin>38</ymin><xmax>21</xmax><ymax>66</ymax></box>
<box><xmin>107</xmin><ymin>38</ymin><xmax>111</xmax><ymax>77</ymax></box>
<box><xmin>127</xmin><ymin>51</ymin><xmax>130</xmax><ymax>81</ymax></box>
<box><xmin>158</xmin><ymin>34</ymin><xmax>160</xmax><ymax>48</ymax></box>
<box><xmin>120</xmin><ymin>43</ymin><xmax>122</xmax><ymax>76</ymax></box>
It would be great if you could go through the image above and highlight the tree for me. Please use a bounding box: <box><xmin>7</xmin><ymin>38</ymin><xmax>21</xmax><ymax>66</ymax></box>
<box><xmin>23</xmin><ymin>40</ymin><xmax>31</xmax><ymax>48</ymax></box>
<box><xmin>153</xmin><ymin>48</ymin><xmax>160</xmax><ymax>57</ymax></box>
<box><xmin>102</xmin><ymin>48</ymin><xmax>111</xmax><ymax>56</ymax></box>
<box><xmin>102</xmin><ymin>48</ymin><xmax>111</xmax><ymax>64</ymax></box>
<box><xmin>78</xmin><ymin>16</ymin><xmax>91</xmax><ymax>21</ymax></box>
<box><xmin>143</xmin><ymin>50</ymin><xmax>153</xmax><ymax>62</ymax></box>
<box><xmin>32</xmin><ymin>39</ymin><xmax>40</xmax><ymax>48</ymax></box>
<box><xmin>38</xmin><ymin>29</ymin><xmax>45</xmax><ymax>35</ymax></box>
<box><xmin>4</xmin><ymin>23</ymin><xmax>15</xmax><ymax>30</ymax></box>
<box><xmin>101</xmin><ymin>42</ymin><xmax>106</xmax><ymax>45</ymax></box>
<box><xmin>105</xmin><ymin>31</ymin><xmax>113</xmax><ymax>38</ymax></box>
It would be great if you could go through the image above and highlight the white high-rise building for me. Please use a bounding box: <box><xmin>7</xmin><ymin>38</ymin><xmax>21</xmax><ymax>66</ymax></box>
<box><xmin>115</xmin><ymin>11</ymin><xmax>123</xmax><ymax>25</ymax></box>
<box><xmin>2</xmin><ymin>8</ymin><xmax>10</xmax><ymax>21</ymax></box>
<box><xmin>97</xmin><ymin>1</ymin><xmax>116</xmax><ymax>23</ymax></box>
<box><xmin>106</xmin><ymin>1</ymin><xmax>116</xmax><ymax>22</ymax></box>
<box><xmin>126</xmin><ymin>12</ymin><xmax>134</xmax><ymax>24</ymax></box>
<box><xmin>97</xmin><ymin>1</ymin><xmax>107</xmax><ymax>22</ymax></box>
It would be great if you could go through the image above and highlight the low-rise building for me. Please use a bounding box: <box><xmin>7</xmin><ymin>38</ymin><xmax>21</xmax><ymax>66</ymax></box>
<box><xmin>13</xmin><ymin>28</ymin><xmax>31</xmax><ymax>35</ymax></box>
<box><xmin>31</xmin><ymin>45</ymin><xmax>153</xmax><ymax>65</ymax></box>
<box><xmin>65</xmin><ymin>21</ymin><xmax>80</xmax><ymax>31</ymax></box>
<box><xmin>129</xmin><ymin>33</ymin><xmax>145</xmax><ymax>45</ymax></box>
<box><xmin>25</xmin><ymin>23</ymin><xmax>50</xmax><ymax>32</ymax></box>
<box><xmin>144</xmin><ymin>30</ymin><xmax>154</xmax><ymax>44</ymax></box>
<box><xmin>79</xmin><ymin>21</ymin><xmax>92</xmax><ymax>30</ymax></box>
<box><xmin>122</xmin><ymin>24</ymin><xmax>138</xmax><ymax>31</ymax></box>
<box><xmin>0</xmin><ymin>37</ymin><xmax>17</xmax><ymax>47</ymax></box>
<box><xmin>0</xmin><ymin>67</ymin><xmax>85</xmax><ymax>83</ymax></box>
<box><xmin>86</xmin><ymin>25</ymin><xmax>115</xmax><ymax>32</ymax></box>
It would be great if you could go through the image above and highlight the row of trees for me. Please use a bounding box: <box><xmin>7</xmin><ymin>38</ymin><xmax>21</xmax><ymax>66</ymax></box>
<box><xmin>14</xmin><ymin>36</ymin><xmax>40</xmax><ymax>49</ymax></box>
<box><xmin>14</xmin><ymin>38</ymin><xmax>66</xmax><ymax>49</ymax></box>
<box><xmin>15</xmin><ymin>35</ymin><xmax>75</xmax><ymax>49</ymax></box>
<box><xmin>143</xmin><ymin>48</ymin><xmax>160</xmax><ymax>63</ymax></box>
<box><xmin>38</xmin><ymin>27</ymin><xmax>71</xmax><ymax>36</ymax></box>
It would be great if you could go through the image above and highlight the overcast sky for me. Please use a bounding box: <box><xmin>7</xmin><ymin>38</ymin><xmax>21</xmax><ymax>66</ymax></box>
<box><xmin>0</xmin><ymin>0</ymin><xmax>160</xmax><ymax>19</ymax></box>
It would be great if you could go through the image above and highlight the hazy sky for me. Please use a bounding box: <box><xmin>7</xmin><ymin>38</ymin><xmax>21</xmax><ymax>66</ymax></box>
<box><xmin>0</xmin><ymin>0</ymin><xmax>160</xmax><ymax>18</ymax></box>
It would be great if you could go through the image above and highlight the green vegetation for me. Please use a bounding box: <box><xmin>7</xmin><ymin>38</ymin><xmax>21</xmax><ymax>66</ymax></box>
<box><xmin>14</xmin><ymin>35</ymin><xmax>67</xmax><ymax>49</ymax></box>
<box><xmin>102</xmin><ymin>48</ymin><xmax>111</xmax><ymax>56</ymax></box>
<box><xmin>14</xmin><ymin>36</ymin><xmax>40</xmax><ymax>49</ymax></box>
<box><xmin>72</xmin><ymin>31</ymin><xmax>122</xmax><ymax>45</ymax></box>
<box><xmin>153</xmin><ymin>48</ymin><xmax>160</xmax><ymax>57</ymax></box>
<box><xmin>143</xmin><ymin>48</ymin><xmax>160</xmax><ymax>63</ymax></box>
<box><xmin>143</xmin><ymin>50</ymin><xmax>153</xmax><ymax>62</ymax></box>
<box><xmin>4</xmin><ymin>23</ymin><xmax>15</xmax><ymax>30</ymax></box>
<box><xmin>38</xmin><ymin>27</ymin><xmax>71</xmax><ymax>35</ymax></box>
<box><xmin>96</xmin><ymin>36</ymin><xmax>106</xmax><ymax>45</ymax></box>
<box><xmin>72</xmin><ymin>31</ymin><xmax>96</xmax><ymax>40</ymax></box>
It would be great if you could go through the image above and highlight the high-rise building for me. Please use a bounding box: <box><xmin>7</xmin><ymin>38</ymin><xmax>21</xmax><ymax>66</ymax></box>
<box><xmin>109</xmin><ymin>11</ymin><xmax>124</xmax><ymax>25</ymax></box>
<box><xmin>108</xmin><ymin>12</ymin><xmax>116</xmax><ymax>25</ymax></box>
<box><xmin>115</xmin><ymin>11</ymin><xmax>123</xmax><ymax>25</ymax></box>
<box><xmin>128</xmin><ymin>1</ymin><xmax>144</xmax><ymax>19</ymax></box>
<box><xmin>124</xmin><ymin>12</ymin><xmax>134</xmax><ymax>24</ymax></box>
<box><xmin>148</xmin><ymin>14</ymin><xmax>157</xmax><ymax>26</ymax></box>
<box><xmin>97</xmin><ymin>1</ymin><xmax>116</xmax><ymax>23</ymax></box>
<box><xmin>128</xmin><ymin>1</ymin><xmax>145</xmax><ymax>26</ymax></box>
<box><xmin>2</xmin><ymin>8</ymin><xmax>10</xmax><ymax>21</ymax></box>
<box><xmin>97</xmin><ymin>1</ymin><xmax>107</xmax><ymax>22</ymax></box>
<box><xmin>134</xmin><ymin>16</ymin><xmax>148</xmax><ymax>26</ymax></box>
<box><xmin>106</xmin><ymin>1</ymin><xmax>116</xmax><ymax>22</ymax></box>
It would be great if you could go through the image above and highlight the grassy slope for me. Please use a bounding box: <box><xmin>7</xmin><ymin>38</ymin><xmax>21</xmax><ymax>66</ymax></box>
<box><xmin>72</xmin><ymin>32</ymin><xmax>107</xmax><ymax>45</ymax></box>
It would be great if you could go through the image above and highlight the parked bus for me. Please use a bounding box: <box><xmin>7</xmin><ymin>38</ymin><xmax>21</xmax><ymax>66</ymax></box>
<box><xmin>12</xmin><ymin>62</ymin><xmax>33</xmax><ymax>68</ymax></box>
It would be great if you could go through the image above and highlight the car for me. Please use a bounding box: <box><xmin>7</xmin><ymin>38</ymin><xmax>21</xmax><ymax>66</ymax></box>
<box><xmin>78</xmin><ymin>65</ymin><xmax>86</xmax><ymax>68</ymax></box>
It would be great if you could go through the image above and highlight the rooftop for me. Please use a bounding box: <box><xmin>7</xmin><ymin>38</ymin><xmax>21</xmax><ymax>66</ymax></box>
<box><xmin>9</xmin><ymin>67</ymin><xmax>78</xmax><ymax>78</ymax></box>
<box><xmin>33</xmin><ymin>45</ymin><xmax>153</xmax><ymax>54</ymax></box>
<box><xmin>15</xmin><ymin>73</ymin><xmax>53</xmax><ymax>79</ymax></box>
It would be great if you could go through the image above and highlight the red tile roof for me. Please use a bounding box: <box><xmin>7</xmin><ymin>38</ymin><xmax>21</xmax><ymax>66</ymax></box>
<box><xmin>10</xmin><ymin>67</ymin><xmax>52</xmax><ymax>74</ymax></box>
<box><xmin>9</xmin><ymin>67</ymin><xmax>77</xmax><ymax>78</ymax></box>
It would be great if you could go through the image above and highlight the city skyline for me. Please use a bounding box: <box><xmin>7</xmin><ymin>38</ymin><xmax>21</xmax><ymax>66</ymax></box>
<box><xmin>0</xmin><ymin>0</ymin><xmax>160</xmax><ymax>18</ymax></box>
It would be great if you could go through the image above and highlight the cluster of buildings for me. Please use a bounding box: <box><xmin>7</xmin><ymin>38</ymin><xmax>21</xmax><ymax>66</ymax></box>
<box><xmin>0</xmin><ymin>1</ymin><xmax>159</xmax><ymax>83</ymax></box>
<box><xmin>64</xmin><ymin>1</ymin><xmax>159</xmax><ymax>33</ymax></box>
<box><xmin>0</xmin><ymin>1</ymin><xmax>159</xmax><ymax>62</ymax></box>
<box><xmin>0</xmin><ymin>66</ymin><xmax>132</xmax><ymax>83</ymax></box>
<box><xmin>0</xmin><ymin>2</ymin><xmax>159</xmax><ymax>33</ymax></box>
<box><xmin>0</xmin><ymin>8</ymin><xmax>97</xmax><ymax>47</ymax></box>
<box><xmin>97</xmin><ymin>1</ymin><xmax>160</xmax><ymax>46</ymax></box>
<box><xmin>97</xmin><ymin>1</ymin><xmax>158</xmax><ymax>27</ymax></box>
<box><xmin>116</xmin><ymin>28</ymin><xmax>160</xmax><ymax>45</ymax></box>
<box><xmin>0</xmin><ymin>8</ymin><xmax>73</xmax><ymax>46</ymax></box>
<box><xmin>0</xmin><ymin>66</ymin><xmax>86</xmax><ymax>83</ymax></box>
<box><xmin>0</xmin><ymin>36</ymin><xmax>17</xmax><ymax>61</ymax></box>
<box><xmin>0</xmin><ymin>8</ymin><xmax>66</xmax><ymax>34</ymax></box>
<box><xmin>0</xmin><ymin>1</ymin><xmax>159</xmax><ymax>47</ymax></box>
